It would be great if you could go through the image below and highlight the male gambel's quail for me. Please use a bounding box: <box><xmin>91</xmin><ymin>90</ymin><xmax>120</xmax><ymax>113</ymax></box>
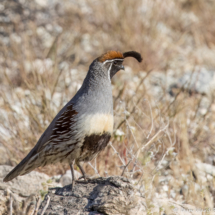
<box><xmin>4</xmin><ymin>51</ymin><xmax>142</xmax><ymax>187</ymax></box>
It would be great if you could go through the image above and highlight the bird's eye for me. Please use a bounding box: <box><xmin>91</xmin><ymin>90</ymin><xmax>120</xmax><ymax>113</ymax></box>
<box><xmin>114</xmin><ymin>61</ymin><xmax>118</xmax><ymax>65</ymax></box>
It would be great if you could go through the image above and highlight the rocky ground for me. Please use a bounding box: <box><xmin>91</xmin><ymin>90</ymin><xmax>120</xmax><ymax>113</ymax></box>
<box><xmin>1</xmin><ymin>166</ymin><xmax>211</xmax><ymax>215</ymax></box>
<box><xmin>1</xmin><ymin>0</ymin><xmax>215</xmax><ymax>214</ymax></box>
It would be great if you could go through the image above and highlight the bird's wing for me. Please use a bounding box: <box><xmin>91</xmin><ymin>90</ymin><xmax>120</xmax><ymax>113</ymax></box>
<box><xmin>3</xmin><ymin>103</ymin><xmax>78</xmax><ymax>182</ymax></box>
<box><xmin>38</xmin><ymin>104</ymin><xmax>78</xmax><ymax>151</ymax></box>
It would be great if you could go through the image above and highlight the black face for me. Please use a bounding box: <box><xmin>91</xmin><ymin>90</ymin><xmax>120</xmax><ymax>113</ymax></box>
<box><xmin>105</xmin><ymin>60</ymin><xmax>124</xmax><ymax>79</ymax></box>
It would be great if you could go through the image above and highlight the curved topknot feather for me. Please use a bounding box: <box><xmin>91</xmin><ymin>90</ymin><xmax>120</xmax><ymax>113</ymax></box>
<box><xmin>123</xmin><ymin>51</ymin><xmax>142</xmax><ymax>62</ymax></box>
<box><xmin>98</xmin><ymin>51</ymin><xmax>124</xmax><ymax>62</ymax></box>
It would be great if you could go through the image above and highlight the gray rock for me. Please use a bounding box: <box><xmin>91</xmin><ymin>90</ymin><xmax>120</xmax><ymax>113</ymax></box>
<box><xmin>142</xmin><ymin>70</ymin><xmax>177</xmax><ymax>100</ymax></box>
<box><xmin>60</xmin><ymin>169</ymin><xmax>82</xmax><ymax>187</ymax></box>
<box><xmin>38</xmin><ymin>176</ymin><xmax>204</xmax><ymax>215</ymax></box>
<box><xmin>0</xmin><ymin>165</ymin><xmax>50</xmax><ymax>196</ymax></box>
<box><xmin>0</xmin><ymin>165</ymin><xmax>57</xmax><ymax>214</ymax></box>
<box><xmin>169</xmin><ymin>67</ymin><xmax>215</xmax><ymax>96</ymax></box>
<box><xmin>38</xmin><ymin>176</ymin><xmax>146</xmax><ymax>215</ymax></box>
<box><xmin>0</xmin><ymin>169</ymin><xmax>204</xmax><ymax>215</ymax></box>
<box><xmin>196</xmin><ymin>161</ymin><xmax>215</xmax><ymax>177</ymax></box>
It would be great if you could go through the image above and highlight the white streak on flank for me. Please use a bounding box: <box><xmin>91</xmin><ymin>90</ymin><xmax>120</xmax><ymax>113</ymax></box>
<box><xmin>102</xmin><ymin>59</ymin><xmax>123</xmax><ymax>65</ymax></box>
<box><xmin>107</xmin><ymin>63</ymin><xmax>113</xmax><ymax>81</ymax></box>
<box><xmin>50</xmin><ymin>135</ymin><xmax>57</xmax><ymax>138</ymax></box>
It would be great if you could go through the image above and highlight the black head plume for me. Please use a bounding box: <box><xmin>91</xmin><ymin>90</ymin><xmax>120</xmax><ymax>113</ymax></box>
<box><xmin>123</xmin><ymin>51</ymin><xmax>142</xmax><ymax>62</ymax></box>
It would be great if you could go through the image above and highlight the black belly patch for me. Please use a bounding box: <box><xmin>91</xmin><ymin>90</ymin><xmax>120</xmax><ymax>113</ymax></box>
<box><xmin>79</xmin><ymin>133</ymin><xmax>111</xmax><ymax>162</ymax></box>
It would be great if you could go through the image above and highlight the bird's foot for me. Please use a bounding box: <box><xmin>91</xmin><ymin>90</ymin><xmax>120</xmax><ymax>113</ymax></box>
<box><xmin>78</xmin><ymin>174</ymin><xmax>91</xmax><ymax>182</ymax></box>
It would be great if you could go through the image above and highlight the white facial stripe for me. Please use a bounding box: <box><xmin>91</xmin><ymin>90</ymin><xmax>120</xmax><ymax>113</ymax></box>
<box><xmin>107</xmin><ymin>62</ymin><xmax>113</xmax><ymax>81</ymax></box>
<box><xmin>103</xmin><ymin>59</ymin><xmax>124</xmax><ymax>65</ymax></box>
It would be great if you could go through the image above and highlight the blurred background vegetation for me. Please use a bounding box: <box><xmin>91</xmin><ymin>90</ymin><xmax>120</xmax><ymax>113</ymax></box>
<box><xmin>1</xmin><ymin>0</ymin><xmax>215</xmax><ymax>210</ymax></box>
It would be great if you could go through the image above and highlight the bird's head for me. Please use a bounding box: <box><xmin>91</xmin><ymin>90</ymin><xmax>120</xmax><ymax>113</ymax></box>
<box><xmin>89</xmin><ymin>51</ymin><xmax>142</xmax><ymax>81</ymax></box>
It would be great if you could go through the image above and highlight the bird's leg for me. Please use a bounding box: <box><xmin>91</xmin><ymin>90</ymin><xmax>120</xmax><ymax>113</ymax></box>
<box><xmin>70</xmin><ymin>162</ymin><xmax>76</xmax><ymax>190</ymax></box>
<box><xmin>76</xmin><ymin>162</ymin><xmax>90</xmax><ymax>181</ymax></box>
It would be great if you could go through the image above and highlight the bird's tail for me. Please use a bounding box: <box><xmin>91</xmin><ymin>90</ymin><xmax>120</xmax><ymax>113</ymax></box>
<box><xmin>3</xmin><ymin>162</ymin><xmax>26</xmax><ymax>182</ymax></box>
<box><xmin>3</xmin><ymin>149</ymin><xmax>36</xmax><ymax>182</ymax></box>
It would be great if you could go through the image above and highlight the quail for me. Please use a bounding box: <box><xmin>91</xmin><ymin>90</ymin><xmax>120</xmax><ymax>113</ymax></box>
<box><xmin>4</xmin><ymin>51</ymin><xmax>142</xmax><ymax>188</ymax></box>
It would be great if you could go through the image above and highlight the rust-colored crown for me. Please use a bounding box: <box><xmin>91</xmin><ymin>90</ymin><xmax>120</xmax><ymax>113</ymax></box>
<box><xmin>98</xmin><ymin>51</ymin><xmax>124</xmax><ymax>62</ymax></box>
<box><xmin>97</xmin><ymin>50</ymin><xmax>142</xmax><ymax>63</ymax></box>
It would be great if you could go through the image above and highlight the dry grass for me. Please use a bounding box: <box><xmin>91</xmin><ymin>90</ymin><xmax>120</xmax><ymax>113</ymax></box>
<box><xmin>1</xmin><ymin>0</ymin><xmax>215</xmax><ymax>212</ymax></box>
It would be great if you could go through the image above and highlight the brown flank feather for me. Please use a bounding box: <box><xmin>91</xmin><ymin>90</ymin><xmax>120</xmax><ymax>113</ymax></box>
<box><xmin>98</xmin><ymin>51</ymin><xmax>124</xmax><ymax>62</ymax></box>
